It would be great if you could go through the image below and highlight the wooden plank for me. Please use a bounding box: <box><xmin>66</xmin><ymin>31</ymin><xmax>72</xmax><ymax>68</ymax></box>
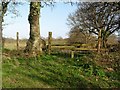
<box><xmin>51</xmin><ymin>45</ymin><xmax>108</xmax><ymax>52</ymax></box>
<box><xmin>74</xmin><ymin>48</ymin><xmax>97</xmax><ymax>51</ymax></box>
<box><xmin>51</xmin><ymin>46</ymin><xmax>75</xmax><ymax>51</ymax></box>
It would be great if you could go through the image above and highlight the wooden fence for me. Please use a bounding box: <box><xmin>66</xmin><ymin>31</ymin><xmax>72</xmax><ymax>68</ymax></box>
<box><xmin>47</xmin><ymin>32</ymin><xmax>101</xmax><ymax>58</ymax></box>
<box><xmin>15</xmin><ymin>32</ymin><xmax>107</xmax><ymax>58</ymax></box>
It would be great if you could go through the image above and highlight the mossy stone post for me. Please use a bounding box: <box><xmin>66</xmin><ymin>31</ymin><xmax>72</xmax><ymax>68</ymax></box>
<box><xmin>16</xmin><ymin>32</ymin><xmax>19</xmax><ymax>50</ymax></box>
<box><xmin>48</xmin><ymin>32</ymin><xmax>52</xmax><ymax>55</ymax></box>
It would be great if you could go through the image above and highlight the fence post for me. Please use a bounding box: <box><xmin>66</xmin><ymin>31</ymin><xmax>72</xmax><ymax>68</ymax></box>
<box><xmin>48</xmin><ymin>32</ymin><xmax>52</xmax><ymax>55</ymax></box>
<box><xmin>71</xmin><ymin>51</ymin><xmax>74</xmax><ymax>59</ymax></box>
<box><xmin>16</xmin><ymin>32</ymin><xmax>19</xmax><ymax>50</ymax></box>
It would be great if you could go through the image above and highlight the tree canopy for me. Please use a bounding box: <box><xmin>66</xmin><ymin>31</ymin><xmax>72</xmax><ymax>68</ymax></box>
<box><xmin>67</xmin><ymin>2</ymin><xmax>120</xmax><ymax>51</ymax></box>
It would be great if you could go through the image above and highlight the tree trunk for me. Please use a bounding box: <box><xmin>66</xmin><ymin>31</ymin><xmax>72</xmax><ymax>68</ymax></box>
<box><xmin>24</xmin><ymin>2</ymin><xmax>42</xmax><ymax>54</ymax></box>
<box><xmin>0</xmin><ymin>3</ymin><xmax>2</xmax><ymax>49</ymax></box>
<box><xmin>97</xmin><ymin>29</ymin><xmax>102</xmax><ymax>53</ymax></box>
<box><xmin>103</xmin><ymin>38</ymin><xmax>107</xmax><ymax>48</ymax></box>
<box><xmin>0</xmin><ymin>19</ymin><xmax>2</xmax><ymax>50</ymax></box>
<box><xmin>102</xmin><ymin>38</ymin><xmax>108</xmax><ymax>52</ymax></box>
<box><xmin>1</xmin><ymin>2</ymin><xmax>10</xmax><ymax>49</ymax></box>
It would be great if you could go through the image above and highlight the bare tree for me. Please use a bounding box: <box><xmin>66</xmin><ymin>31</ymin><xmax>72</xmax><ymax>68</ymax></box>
<box><xmin>1</xmin><ymin>1</ymin><xmax>10</xmax><ymax>48</ymax></box>
<box><xmin>68</xmin><ymin>26</ymin><xmax>96</xmax><ymax>44</ymax></box>
<box><xmin>1</xmin><ymin>0</ymin><xmax>21</xmax><ymax>48</ymax></box>
<box><xmin>67</xmin><ymin>2</ymin><xmax>120</xmax><ymax>53</ymax></box>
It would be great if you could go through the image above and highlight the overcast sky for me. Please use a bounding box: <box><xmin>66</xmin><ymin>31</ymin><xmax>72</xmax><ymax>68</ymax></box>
<box><xmin>3</xmin><ymin>2</ymin><xmax>77</xmax><ymax>39</ymax></box>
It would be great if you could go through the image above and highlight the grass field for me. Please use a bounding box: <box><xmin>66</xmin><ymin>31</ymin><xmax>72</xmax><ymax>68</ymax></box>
<box><xmin>3</xmin><ymin>38</ymin><xmax>67</xmax><ymax>50</ymax></box>
<box><xmin>4</xmin><ymin>39</ymin><xmax>26</xmax><ymax>50</ymax></box>
<box><xmin>2</xmin><ymin>38</ymin><xmax>120</xmax><ymax>88</ymax></box>
<box><xmin>2</xmin><ymin>49</ymin><xmax>120</xmax><ymax>88</ymax></box>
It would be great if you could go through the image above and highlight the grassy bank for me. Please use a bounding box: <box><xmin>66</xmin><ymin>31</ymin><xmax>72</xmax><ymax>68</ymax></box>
<box><xmin>2</xmin><ymin>49</ymin><xmax>120</xmax><ymax>88</ymax></box>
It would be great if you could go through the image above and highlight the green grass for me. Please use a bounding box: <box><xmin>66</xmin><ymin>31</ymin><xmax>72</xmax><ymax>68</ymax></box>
<box><xmin>2</xmin><ymin>50</ymin><xmax>120</xmax><ymax>88</ymax></box>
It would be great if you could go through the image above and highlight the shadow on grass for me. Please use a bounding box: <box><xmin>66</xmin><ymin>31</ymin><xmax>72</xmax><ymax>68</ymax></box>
<box><xmin>2</xmin><ymin>53</ymin><xmax>100</xmax><ymax>88</ymax></box>
<box><xmin>22</xmin><ymin>60</ymin><xmax>100</xmax><ymax>88</ymax></box>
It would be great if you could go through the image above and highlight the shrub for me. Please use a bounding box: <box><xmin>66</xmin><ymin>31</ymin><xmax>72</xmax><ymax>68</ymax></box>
<box><xmin>74</xmin><ymin>55</ymin><xmax>106</xmax><ymax>77</ymax></box>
